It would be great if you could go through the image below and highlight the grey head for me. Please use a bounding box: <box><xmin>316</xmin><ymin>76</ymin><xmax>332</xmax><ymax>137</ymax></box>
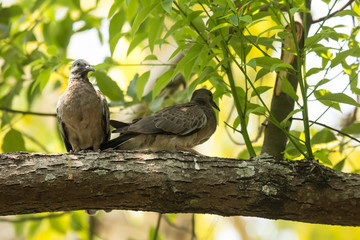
<box><xmin>70</xmin><ymin>59</ymin><xmax>95</xmax><ymax>78</ymax></box>
<box><xmin>191</xmin><ymin>89</ymin><xmax>220</xmax><ymax>111</ymax></box>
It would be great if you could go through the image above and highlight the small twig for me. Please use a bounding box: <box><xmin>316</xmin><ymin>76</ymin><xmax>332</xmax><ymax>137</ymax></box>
<box><xmin>292</xmin><ymin>117</ymin><xmax>360</xmax><ymax>144</ymax></box>
<box><xmin>162</xmin><ymin>215</ymin><xmax>191</xmax><ymax>233</ymax></box>
<box><xmin>224</xmin><ymin>121</ymin><xmax>264</xmax><ymax>145</ymax></box>
<box><xmin>0</xmin><ymin>212</ymin><xmax>66</xmax><ymax>223</ymax></box>
<box><xmin>21</xmin><ymin>131</ymin><xmax>49</xmax><ymax>153</ymax></box>
<box><xmin>153</xmin><ymin>213</ymin><xmax>162</xmax><ymax>240</ymax></box>
<box><xmin>115</xmin><ymin>63</ymin><xmax>176</xmax><ymax>67</ymax></box>
<box><xmin>191</xmin><ymin>214</ymin><xmax>198</xmax><ymax>240</ymax></box>
<box><xmin>312</xmin><ymin>0</ymin><xmax>355</xmax><ymax>23</ymax></box>
<box><xmin>89</xmin><ymin>215</ymin><xmax>95</xmax><ymax>240</ymax></box>
<box><xmin>0</xmin><ymin>107</ymin><xmax>56</xmax><ymax>117</ymax></box>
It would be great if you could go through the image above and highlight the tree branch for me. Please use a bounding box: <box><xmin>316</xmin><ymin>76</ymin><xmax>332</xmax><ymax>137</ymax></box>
<box><xmin>312</xmin><ymin>0</ymin><xmax>355</xmax><ymax>24</ymax></box>
<box><xmin>0</xmin><ymin>151</ymin><xmax>359</xmax><ymax>226</ymax></box>
<box><xmin>0</xmin><ymin>107</ymin><xmax>57</xmax><ymax>117</ymax></box>
<box><xmin>292</xmin><ymin>117</ymin><xmax>360</xmax><ymax>144</ymax></box>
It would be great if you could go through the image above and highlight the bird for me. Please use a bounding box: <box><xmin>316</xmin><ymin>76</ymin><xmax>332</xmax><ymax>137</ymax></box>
<box><xmin>101</xmin><ymin>89</ymin><xmax>219</xmax><ymax>154</ymax></box>
<box><xmin>57</xmin><ymin>59</ymin><xmax>110</xmax><ymax>152</ymax></box>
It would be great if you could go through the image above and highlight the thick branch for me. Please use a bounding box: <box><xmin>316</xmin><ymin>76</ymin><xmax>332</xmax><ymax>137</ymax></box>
<box><xmin>0</xmin><ymin>151</ymin><xmax>359</xmax><ymax>226</ymax></box>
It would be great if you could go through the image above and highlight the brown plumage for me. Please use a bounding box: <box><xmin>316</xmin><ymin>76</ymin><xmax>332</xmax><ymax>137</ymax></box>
<box><xmin>101</xmin><ymin>89</ymin><xmax>219</xmax><ymax>152</ymax></box>
<box><xmin>57</xmin><ymin>59</ymin><xmax>110</xmax><ymax>152</ymax></box>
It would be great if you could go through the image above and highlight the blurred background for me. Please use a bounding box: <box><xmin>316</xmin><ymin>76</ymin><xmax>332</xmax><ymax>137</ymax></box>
<box><xmin>0</xmin><ymin>0</ymin><xmax>360</xmax><ymax>239</ymax></box>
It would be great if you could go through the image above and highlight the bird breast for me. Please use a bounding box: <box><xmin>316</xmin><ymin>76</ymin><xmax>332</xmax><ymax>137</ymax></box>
<box><xmin>59</xmin><ymin>82</ymin><xmax>105</xmax><ymax>149</ymax></box>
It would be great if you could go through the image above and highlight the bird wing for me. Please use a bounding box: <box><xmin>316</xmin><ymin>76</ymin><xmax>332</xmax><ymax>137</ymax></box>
<box><xmin>128</xmin><ymin>102</ymin><xmax>208</xmax><ymax>135</ymax></box>
<box><xmin>56</xmin><ymin>105</ymin><xmax>73</xmax><ymax>152</ymax></box>
<box><xmin>98</xmin><ymin>90</ymin><xmax>111</xmax><ymax>142</ymax></box>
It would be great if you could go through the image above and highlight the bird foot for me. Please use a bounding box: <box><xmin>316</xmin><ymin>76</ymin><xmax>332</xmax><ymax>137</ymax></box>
<box><xmin>177</xmin><ymin>146</ymin><xmax>205</xmax><ymax>156</ymax></box>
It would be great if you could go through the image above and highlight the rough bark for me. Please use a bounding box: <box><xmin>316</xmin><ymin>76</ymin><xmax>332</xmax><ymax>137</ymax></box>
<box><xmin>261</xmin><ymin>13</ymin><xmax>306</xmax><ymax>158</ymax></box>
<box><xmin>0</xmin><ymin>151</ymin><xmax>359</xmax><ymax>226</ymax></box>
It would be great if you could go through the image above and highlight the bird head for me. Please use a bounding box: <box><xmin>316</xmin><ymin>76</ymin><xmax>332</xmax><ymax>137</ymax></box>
<box><xmin>191</xmin><ymin>89</ymin><xmax>220</xmax><ymax>111</ymax></box>
<box><xmin>70</xmin><ymin>59</ymin><xmax>95</xmax><ymax>78</ymax></box>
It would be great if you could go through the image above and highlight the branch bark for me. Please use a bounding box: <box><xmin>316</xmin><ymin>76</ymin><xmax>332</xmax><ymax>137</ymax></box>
<box><xmin>0</xmin><ymin>151</ymin><xmax>359</xmax><ymax>226</ymax></box>
<box><xmin>261</xmin><ymin>13</ymin><xmax>305</xmax><ymax>158</ymax></box>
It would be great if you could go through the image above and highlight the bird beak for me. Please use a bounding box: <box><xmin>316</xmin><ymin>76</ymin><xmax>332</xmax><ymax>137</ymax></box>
<box><xmin>211</xmin><ymin>99</ymin><xmax>220</xmax><ymax>111</ymax></box>
<box><xmin>86</xmin><ymin>65</ymin><xmax>95</xmax><ymax>72</ymax></box>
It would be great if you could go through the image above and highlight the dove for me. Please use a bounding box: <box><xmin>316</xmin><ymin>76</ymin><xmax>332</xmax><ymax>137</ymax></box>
<box><xmin>101</xmin><ymin>89</ymin><xmax>219</xmax><ymax>153</ymax></box>
<box><xmin>57</xmin><ymin>59</ymin><xmax>110</xmax><ymax>152</ymax></box>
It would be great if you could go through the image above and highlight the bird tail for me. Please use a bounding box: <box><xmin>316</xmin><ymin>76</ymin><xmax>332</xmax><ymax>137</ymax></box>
<box><xmin>100</xmin><ymin>133</ymin><xmax>137</xmax><ymax>150</ymax></box>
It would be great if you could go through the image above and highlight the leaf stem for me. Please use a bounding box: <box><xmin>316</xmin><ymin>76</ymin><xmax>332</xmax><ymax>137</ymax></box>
<box><xmin>288</xmin><ymin>10</ymin><xmax>313</xmax><ymax>159</ymax></box>
<box><xmin>220</xmin><ymin>41</ymin><xmax>256</xmax><ymax>157</ymax></box>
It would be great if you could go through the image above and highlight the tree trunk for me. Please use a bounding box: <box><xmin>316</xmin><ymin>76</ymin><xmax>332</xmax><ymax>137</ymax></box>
<box><xmin>0</xmin><ymin>151</ymin><xmax>359</xmax><ymax>226</ymax></box>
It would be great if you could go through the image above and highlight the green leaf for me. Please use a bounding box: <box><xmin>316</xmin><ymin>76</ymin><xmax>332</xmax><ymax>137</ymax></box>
<box><xmin>71</xmin><ymin>0</ymin><xmax>81</xmax><ymax>9</ymax></box>
<box><xmin>270</xmin><ymin>63</ymin><xmax>295</xmax><ymax>72</ymax></box>
<box><xmin>341</xmin><ymin>123</ymin><xmax>360</xmax><ymax>135</ymax></box>
<box><xmin>149</xmin><ymin>95</ymin><xmax>165</xmax><ymax>112</ymax></box>
<box><xmin>280</xmin><ymin>76</ymin><xmax>299</xmax><ymax>101</ymax></box>
<box><xmin>255</xmin><ymin>68</ymin><xmax>270</xmax><ymax>81</ymax></box>
<box><xmin>2</xmin><ymin>129</ymin><xmax>26</xmax><ymax>152</ymax></box>
<box><xmin>317</xmin><ymin>92</ymin><xmax>360</xmax><ymax>107</ymax></box>
<box><xmin>289</xmin><ymin>7</ymin><xmax>300</xmax><ymax>16</ymax></box>
<box><xmin>257</xmin><ymin>25</ymin><xmax>285</xmax><ymax>38</ymax></box>
<box><xmin>280</xmin><ymin>109</ymin><xmax>302</xmax><ymax>127</ymax></box>
<box><xmin>251</xmin><ymin>86</ymin><xmax>272</xmax><ymax>97</ymax></box>
<box><xmin>47</xmin><ymin>45</ymin><xmax>58</xmax><ymax>56</ymax></box>
<box><xmin>314</xmin><ymin>90</ymin><xmax>341</xmax><ymax>111</ymax></box>
<box><xmin>110</xmin><ymin>32</ymin><xmax>125</xmax><ymax>56</ymax></box>
<box><xmin>126</xmin><ymin>0</ymin><xmax>138</xmax><ymax>22</ymax></box>
<box><xmin>311</xmin><ymin>128</ymin><xmax>337</xmax><ymax>145</ymax></box>
<box><xmin>161</xmin><ymin>0</ymin><xmax>173</xmax><ymax>13</ymax></box>
<box><xmin>148</xmin><ymin>16</ymin><xmax>164</xmax><ymax>52</ymax></box>
<box><xmin>174</xmin><ymin>43</ymin><xmax>205</xmax><ymax>81</ymax></box>
<box><xmin>32</xmin><ymin>68</ymin><xmax>52</xmax><ymax>93</ymax></box>
<box><xmin>333</xmin><ymin>158</ymin><xmax>346</xmax><ymax>171</ymax></box>
<box><xmin>131</xmin><ymin>2</ymin><xmax>159</xmax><ymax>34</ymax></box>
<box><xmin>153</xmin><ymin>69</ymin><xmax>174</xmax><ymax>100</ymax></box>
<box><xmin>254</xmin><ymin>56</ymin><xmax>283</xmax><ymax>69</ymax></box>
<box><xmin>108</xmin><ymin>0</ymin><xmax>124</xmax><ymax>18</ymax></box>
<box><xmin>285</xmin><ymin>135</ymin><xmax>307</xmax><ymax>158</ymax></box>
<box><xmin>334</xmin><ymin>9</ymin><xmax>360</xmax><ymax>17</ymax></box>
<box><xmin>109</xmin><ymin>10</ymin><xmax>126</xmax><ymax>55</ymax></box>
<box><xmin>305</xmin><ymin>30</ymin><xmax>333</xmax><ymax>48</ymax></box>
<box><xmin>28</xmin><ymin>219</ymin><xmax>42</xmax><ymax>238</ymax></box>
<box><xmin>136</xmin><ymin>71</ymin><xmax>150</xmax><ymax>100</ymax></box>
<box><xmin>127</xmin><ymin>74</ymin><xmax>139</xmax><ymax>99</ymax></box>
<box><xmin>305</xmin><ymin>67</ymin><xmax>323</xmax><ymax>77</ymax></box>
<box><xmin>49</xmin><ymin>217</ymin><xmax>67</xmax><ymax>234</ymax></box>
<box><xmin>233</xmin><ymin>117</ymin><xmax>240</xmax><ymax>130</ymax></box>
<box><xmin>70</xmin><ymin>212</ymin><xmax>84</xmax><ymax>231</ymax></box>
<box><xmin>162</xmin><ymin>21</ymin><xmax>182</xmax><ymax>45</ymax></box>
<box><xmin>313</xmin><ymin>78</ymin><xmax>330</xmax><ymax>89</ymax></box>
<box><xmin>226</xmin><ymin>0</ymin><xmax>236</xmax><ymax>10</ymax></box>
<box><xmin>168</xmin><ymin>45</ymin><xmax>183</xmax><ymax>61</ymax></box>
<box><xmin>248</xmin><ymin>106</ymin><xmax>267</xmax><ymax>115</ymax></box>
<box><xmin>210</xmin><ymin>23</ymin><xmax>232</xmax><ymax>32</ymax></box>
<box><xmin>331</xmin><ymin>49</ymin><xmax>351</xmax><ymax>68</ymax></box>
<box><xmin>239</xmin><ymin>15</ymin><xmax>252</xmax><ymax>23</ymax></box>
<box><xmin>229</xmin><ymin>15</ymin><xmax>239</xmax><ymax>26</ymax></box>
<box><xmin>247</xmin><ymin>58</ymin><xmax>256</xmax><ymax>70</ymax></box>
<box><xmin>94</xmin><ymin>71</ymin><xmax>124</xmax><ymax>101</ymax></box>
<box><xmin>143</xmin><ymin>54</ymin><xmax>158</xmax><ymax>61</ymax></box>
<box><xmin>314</xmin><ymin>150</ymin><xmax>332</xmax><ymax>165</ymax></box>
<box><xmin>127</xmin><ymin>32</ymin><xmax>147</xmax><ymax>56</ymax></box>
